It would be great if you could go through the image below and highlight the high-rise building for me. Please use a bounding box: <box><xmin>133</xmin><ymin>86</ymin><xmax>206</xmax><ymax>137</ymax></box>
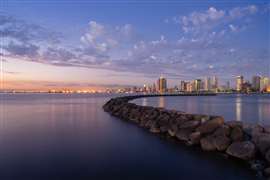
<box><xmin>252</xmin><ymin>76</ymin><xmax>261</xmax><ymax>92</ymax></box>
<box><xmin>157</xmin><ymin>76</ymin><xmax>167</xmax><ymax>93</ymax></box>
<box><xmin>226</xmin><ymin>81</ymin><xmax>230</xmax><ymax>90</ymax></box>
<box><xmin>204</xmin><ymin>77</ymin><xmax>211</xmax><ymax>91</ymax></box>
<box><xmin>236</xmin><ymin>76</ymin><xmax>244</xmax><ymax>91</ymax></box>
<box><xmin>180</xmin><ymin>81</ymin><xmax>188</xmax><ymax>92</ymax></box>
<box><xmin>194</xmin><ymin>79</ymin><xmax>202</xmax><ymax>91</ymax></box>
<box><xmin>186</xmin><ymin>81</ymin><xmax>193</xmax><ymax>92</ymax></box>
<box><xmin>152</xmin><ymin>83</ymin><xmax>156</xmax><ymax>93</ymax></box>
<box><xmin>212</xmin><ymin>76</ymin><xmax>218</xmax><ymax>90</ymax></box>
<box><xmin>260</xmin><ymin>77</ymin><xmax>269</xmax><ymax>92</ymax></box>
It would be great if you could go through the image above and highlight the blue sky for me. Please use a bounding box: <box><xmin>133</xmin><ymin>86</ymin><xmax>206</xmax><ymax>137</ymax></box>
<box><xmin>1</xmin><ymin>0</ymin><xmax>269</xmax><ymax>89</ymax></box>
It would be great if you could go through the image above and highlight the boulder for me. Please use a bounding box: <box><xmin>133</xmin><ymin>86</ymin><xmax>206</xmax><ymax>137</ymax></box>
<box><xmin>196</xmin><ymin>117</ymin><xmax>224</xmax><ymax>135</ymax></box>
<box><xmin>265</xmin><ymin>149</ymin><xmax>270</xmax><ymax>163</ymax></box>
<box><xmin>230</xmin><ymin>126</ymin><xmax>244</xmax><ymax>142</ymax></box>
<box><xmin>176</xmin><ymin>129</ymin><xmax>193</xmax><ymax>142</ymax></box>
<box><xmin>226</xmin><ymin>121</ymin><xmax>243</xmax><ymax>128</ymax></box>
<box><xmin>264</xmin><ymin>125</ymin><xmax>270</xmax><ymax>134</ymax></box>
<box><xmin>244</xmin><ymin>124</ymin><xmax>263</xmax><ymax>138</ymax></box>
<box><xmin>200</xmin><ymin>136</ymin><xmax>216</xmax><ymax>151</ymax></box>
<box><xmin>160</xmin><ymin>125</ymin><xmax>169</xmax><ymax>133</ymax></box>
<box><xmin>249</xmin><ymin>160</ymin><xmax>265</xmax><ymax>171</ymax></box>
<box><xmin>193</xmin><ymin>114</ymin><xmax>204</xmax><ymax>121</ymax></box>
<box><xmin>175</xmin><ymin>116</ymin><xmax>189</xmax><ymax>125</ymax></box>
<box><xmin>214</xmin><ymin>125</ymin><xmax>231</xmax><ymax>137</ymax></box>
<box><xmin>200</xmin><ymin>115</ymin><xmax>210</xmax><ymax>123</ymax></box>
<box><xmin>226</xmin><ymin>141</ymin><xmax>256</xmax><ymax>160</ymax></box>
<box><xmin>214</xmin><ymin>135</ymin><xmax>231</xmax><ymax>151</ymax></box>
<box><xmin>256</xmin><ymin>134</ymin><xmax>270</xmax><ymax>154</ymax></box>
<box><xmin>168</xmin><ymin>129</ymin><xmax>176</xmax><ymax>137</ymax></box>
<box><xmin>179</xmin><ymin>120</ymin><xmax>200</xmax><ymax>129</ymax></box>
<box><xmin>150</xmin><ymin>126</ymin><xmax>161</xmax><ymax>133</ymax></box>
<box><xmin>158</xmin><ymin>114</ymin><xmax>170</xmax><ymax>126</ymax></box>
<box><xmin>145</xmin><ymin>120</ymin><xmax>154</xmax><ymax>129</ymax></box>
<box><xmin>189</xmin><ymin>132</ymin><xmax>201</xmax><ymax>145</ymax></box>
<box><xmin>264</xmin><ymin>167</ymin><xmax>270</xmax><ymax>177</ymax></box>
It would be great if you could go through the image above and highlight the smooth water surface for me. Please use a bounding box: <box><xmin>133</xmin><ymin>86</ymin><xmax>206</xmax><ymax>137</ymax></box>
<box><xmin>133</xmin><ymin>94</ymin><xmax>270</xmax><ymax>125</ymax></box>
<box><xmin>0</xmin><ymin>93</ymin><xmax>260</xmax><ymax>180</ymax></box>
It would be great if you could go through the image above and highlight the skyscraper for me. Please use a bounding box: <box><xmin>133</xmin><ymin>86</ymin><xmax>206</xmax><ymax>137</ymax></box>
<box><xmin>252</xmin><ymin>76</ymin><xmax>261</xmax><ymax>92</ymax></box>
<box><xmin>260</xmin><ymin>77</ymin><xmax>269</xmax><ymax>92</ymax></box>
<box><xmin>226</xmin><ymin>81</ymin><xmax>230</xmax><ymax>90</ymax></box>
<box><xmin>204</xmin><ymin>77</ymin><xmax>211</xmax><ymax>91</ymax></box>
<box><xmin>180</xmin><ymin>81</ymin><xmax>188</xmax><ymax>92</ymax></box>
<box><xmin>157</xmin><ymin>76</ymin><xmax>167</xmax><ymax>93</ymax></box>
<box><xmin>186</xmin><ymin>81</ymin><xmax>194</xmax><ymax>92</ymax></box>
<box><xmin>236</xmin><ymin>76</ymin><xmax>244</xmax><ymax>91</ymax></box>
<box><xmin>212</xmin><ymin>76</ymin><xmax>218</xmax><ymax>90</ymax></box>
<box><xmin>194</xmin><ymin>79</ymin><xmax>202</xmax><ymax>92</ymax></box>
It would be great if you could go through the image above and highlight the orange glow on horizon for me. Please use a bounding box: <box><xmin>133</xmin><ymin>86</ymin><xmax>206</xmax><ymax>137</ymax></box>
<box><xmin>2</xmin><ymin>80</ymin><xmax>108</xmax><ymax>91</ymax></box>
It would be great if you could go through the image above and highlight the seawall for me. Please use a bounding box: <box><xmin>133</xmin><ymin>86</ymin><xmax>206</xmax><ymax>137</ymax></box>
<box><xmin>103</xmin><ymin>94</ymin><xmax>270</xmax><ymax>179</ymax></box>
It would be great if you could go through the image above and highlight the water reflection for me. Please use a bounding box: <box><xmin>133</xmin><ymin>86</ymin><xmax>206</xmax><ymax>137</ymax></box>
<box><xmin>236</xmin><ymin>95</ymin><xmax>242</xmax><ymax>122</ymax></box>
<box><xmin>133</xmin><ymin>94</ymin><xmax>270</xmax><ymax>125</ymax></box>
<box><xmin>142</xmin><ymin>98</ymin><xmax>148</xmax><ymax>106</ymax></box>
<box><xmin>158</xmin><ymin>97</ymin><xmax>165</xmax><ymax>108</ymax></box>
<box><xmin>258</xmin><ymin>101</ymin><xmax>270</xmax><ymax>125</ymax></box>
<box><xmin>0</xmin><ymin>94</ymin><xmax>261</xmax><ymax>180</ymax></box>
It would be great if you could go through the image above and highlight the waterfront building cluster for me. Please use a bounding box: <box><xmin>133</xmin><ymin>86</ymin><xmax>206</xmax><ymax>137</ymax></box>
<box><xmin>125</xmin><ymin>75</ymin><xmax>270</xmax><ymax>94</ymax></box>
<box><xmin>1</xmin><ymin>75</ymin><xmax>269</xmax><ymax>94</ymax></box>
<box><xmin>236</xmin><ymin>75</ymin><xmax>270</xmax><ymax>93</ymax></box>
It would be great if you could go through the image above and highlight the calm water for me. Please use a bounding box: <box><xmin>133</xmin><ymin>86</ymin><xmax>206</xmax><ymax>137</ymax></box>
<box><xmin>0</xmin><ymin>93</ymin><xmax>262</xmax><ymax>180</ymax></box>
<box><xmin>133</xmin><ymin>94</ymin><xmax>270</xmax><ymax>125</ymax></box>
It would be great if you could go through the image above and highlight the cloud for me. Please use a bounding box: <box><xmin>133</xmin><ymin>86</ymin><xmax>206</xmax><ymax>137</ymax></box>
<box><xmin>173</xmin><ymin>5</ymin><xmax>258</xmax><ymax>36</ymax></box>
<box><xmin>4</xmin><ymin>41</ymin><xmax>39</xmax><ymax>58</ymax></box>
<box><xmin>229</xmin><ymin>24</ymin><xmax>238</xmax><ymax>32</ymax></box>
<box><xmin>80</xmin><ymin>21</ymin><xmax>137</xmax><ymax>55</ymax></box>
<box><xmin>229</xmin><ymin>5</ymin><xmax>258</xmax><ymax>18</ymax></box>
<box><xmin>0</xmin><ymin>14</ymin><xmax>62</xmax><ymax>44</ymax></box>
<box><xmin>43</xmin><ymin>47</ymin><xmax>76</xmax><ymax>62</ymax></box>
<box><xmin>2</xmin><ymin>5</ymin><xmax>268</xmax><ymax>83</ymax></box>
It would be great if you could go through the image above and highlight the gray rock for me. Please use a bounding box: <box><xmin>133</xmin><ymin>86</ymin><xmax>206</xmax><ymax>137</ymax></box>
<box><xmin>230</xmin><ymin>126</ymin><xmax>244</xmax><ymax>142</ymax></box>
<box><xmin>145</xmin><ymin>120</ymin><xmax>154</xmax><ymax>129</ymax></box>
<box><xmin>226</xmin><ymin>121</ymin><xmax>243</xmax><ymax>128</ymax></box>
<box><xmin>189</xmin><ymin>132</ymin><xmax>201</xmax><ymax>145</ymax></box>
<box><xmin>176</xmin><ymin>129</ymin><xmax>193</xmax><ymax>142</ymax></box>
<box><xmin>256</xmin><ymin>134</ymin><xmax>270</xmax><ymax>154</ymax></box>
<box><xmin>150</xmin><ymin>126</ymin><xmax>161</xmax><ymax>133</ymax></box>
<box><xmin>264</xmin><ymin>167</ymin><xmax>270</xmax><ymax>177</ymax></box>
<box><xmin>214</xmin><ymin>125</ymin><xmax>231</xmax><ymax>137</ymax></box>
<box><xmin>175</xmin><ymin>116</ymin><xmax>189</xmax><ymax>125</ymax></box>
<box><xmin>214</xmin><ymin>135</ymin><xmax>231</xmax><ymax>151</ymax></box>
<box><xmin>244</xmin><ymin>124</ymin><xmax>263</xmax><ymax>138</ymax></box>
<box><xmin>160</xmin><ymin>125</ymin><xmax>169</xmax><ymax>133</ymax></box>
<box><xmin>168</xmin><ymin>129</ymin><xmax>176</xmax><ymax>137</ymax></box>
<box><xmin>200</xmin><ymin>136</ymin><xmax>216</xmax><ymax>151</ymax></box>
<box><xmin>179</xmin><ymin>120</ymin><xmax>200</xmax><ymax>129</ymax></box>
<box><xmin>264</xmin><ymin>125</ymin><xmax>270</xmax><ymax>134</ymax></box>
<box><xmin>265</xmin><ymin>149</ymin><xmax>270</xmax><ymax>163</ymax></box>
<box><xmin>249</xmin><ymin>160</ymin><xmax>265</xmax><ymax>171</ymax></box>
<box><xmin>200</xmin><ymin>115</ymin><xmax>210</xmax><ymax>123</ymax></box>
<box><xmin>196</xmin><ymin>117</ymin><xmax>224</xmax><ymax>135</ymax></box>
<box><xmin>226</xmin><ymin>141</ymin><xmax>256</xmax><ymax>160</ymax></box>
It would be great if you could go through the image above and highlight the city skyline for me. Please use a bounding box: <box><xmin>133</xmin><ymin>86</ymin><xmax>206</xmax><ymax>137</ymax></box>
<box><xmin>1</xmin><ymin>0</ymin><xmax>269</xmax><ymax>90</ymax></box>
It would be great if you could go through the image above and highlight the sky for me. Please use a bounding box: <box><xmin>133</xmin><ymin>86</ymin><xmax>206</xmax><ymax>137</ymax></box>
<box><xmin>0</xmin><ymin>0</ymin><xmax>269</xmax><ymax>90</ymax></box>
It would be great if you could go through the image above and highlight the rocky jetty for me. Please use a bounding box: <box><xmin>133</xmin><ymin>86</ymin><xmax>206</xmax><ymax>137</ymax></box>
<box><xmin>103</xmin><ymin>94</ymin><xmax>270</xmax><ymax>179</ymax></box>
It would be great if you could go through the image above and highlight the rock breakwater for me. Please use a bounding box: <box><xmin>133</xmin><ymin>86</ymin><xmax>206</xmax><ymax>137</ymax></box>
<box><xmin>103</xmin><ymin>94</ymin><xmax>270</xmax><ymax>179</ymax></box>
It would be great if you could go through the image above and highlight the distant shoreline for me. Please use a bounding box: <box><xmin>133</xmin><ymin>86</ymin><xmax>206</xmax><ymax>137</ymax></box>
<box><xmin>0</xmin><ymin>91</ymin><xmax>269</xmax><ymax>95</ymax></box>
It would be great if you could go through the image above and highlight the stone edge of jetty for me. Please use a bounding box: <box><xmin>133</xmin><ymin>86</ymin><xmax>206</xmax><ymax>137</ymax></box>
<box><xmin>103</xmin><ymin>93</ymin><xmax>270</xmax><ymax>179</ymax></box>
